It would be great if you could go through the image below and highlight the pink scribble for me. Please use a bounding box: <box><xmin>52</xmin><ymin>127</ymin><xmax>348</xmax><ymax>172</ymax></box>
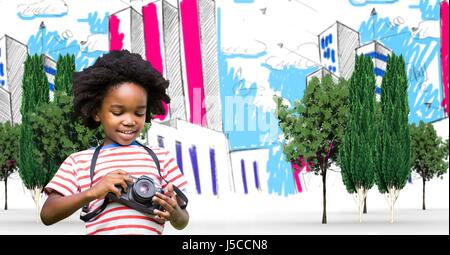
<box><xmin>143</xmin><ymin>3</ymin><xmax>169</xmax><ymax>121</ymax></box>
<box><xmin>291</xmin><ymin>143</ymin><xmax>333</xmax><ymax>193</ymax></box>
<box><xmin>291</xmin><ymin>156</ymin><xmax>312</xmax><ymax>193</ymax></box>
<box><xmin>180</xmin><ymin>0</ymin><xmax>207</xmax><ymax>127</ymax></box>
<box><xmin>109</xmin><ymin>14</ymin><xmax>124</xmax><ymax>51</ymax></box>
<box><xmin>441</xmin><ymin>0</ymin><xmax>449</xmax><ymax>117</ymax></box>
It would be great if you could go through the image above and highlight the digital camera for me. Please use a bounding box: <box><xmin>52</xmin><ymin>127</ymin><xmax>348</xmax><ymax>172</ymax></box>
<box><xmin>106</xmin><ymin>175</ymin><xmax>163</xmax><ymax>215</ymax></box>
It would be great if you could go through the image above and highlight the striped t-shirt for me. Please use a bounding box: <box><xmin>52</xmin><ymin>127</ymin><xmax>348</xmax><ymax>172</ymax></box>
<box><xmin>44</xmin><ymin>142</ymin><xmax>188</xmax><ymax>235</ymax></box>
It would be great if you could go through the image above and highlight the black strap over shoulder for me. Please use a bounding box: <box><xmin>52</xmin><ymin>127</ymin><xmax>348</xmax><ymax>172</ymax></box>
<box><xmin>80</xmin><ymin>142</ymin><xmax>188</xmax><ymax>223</ymax></box>
<box><xmin>80</xmin><ymin>145</ymin><xmax>106</xmax><ymax>222</ymax></box>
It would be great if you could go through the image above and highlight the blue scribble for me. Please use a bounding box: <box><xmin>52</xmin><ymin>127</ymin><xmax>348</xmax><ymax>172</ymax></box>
<box><xmin>77</xmin><ymin>12</ymin><xmax>109</xmax><ymax>34</ymax></box>
<box><xmin>409</xmin><ymin>0</ymin><xmax>440</xmax><ymax>20</ymax></box>
<box><xmin>0</xmin><ymin>49</ymin><xmax>4</xmax><ymax>86</ymax></box>
<box><xmin>234</xmin><ymin>0</ymin><xmax>255</xmax><ymax>3</ymax></box>
<box><xmin>44</xmin><ymin>66</ymin><xmax>56</xmax><ymax>76</ymax></box>
<box><xmin>359</xmin><ymin>14</ymin><xmax>443</xmax><ymax>124</ymax></box>
<box><xmin>349</xmin><ymin>0</ymin><xmax>398</xmax><ymax>7</ymax></box>
<box><xmin>365</xmin><ymin>51</ymin><xmax>388</xmax><ymax>61</ymax></box>
<box><xmin>17</xmin><ymin>12</ymin><xmax>68</xmax><ymax>21</ymax></box>
<box><xmin>218</xmin><ymin>7</ymin><xmax>317</xmax><ymax>196</ymax></box>
<box><xmin>223</xmin><ymin>51</ymin><xmax>267</xmax><ymax>59</ymax></box>
<box><xmin>27</xmin><ymin>26</ymin><xmax>106</xmax><ymax>71</ymax></box>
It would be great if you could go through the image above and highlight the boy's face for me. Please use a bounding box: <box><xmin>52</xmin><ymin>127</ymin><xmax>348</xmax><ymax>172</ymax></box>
<box><xmin>94</xmin><ymin>82</ymin><xmax>147</xmax><ymax>146</ymax></box>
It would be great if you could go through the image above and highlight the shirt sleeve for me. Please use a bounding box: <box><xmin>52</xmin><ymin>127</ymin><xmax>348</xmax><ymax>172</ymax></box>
<box><xmin>161</xmin><ymin>150</ymin><xmax>188</xmax><ymax>192</ymax></box>
<box><xmin>44</xmin><ymin>155</ymin><xmax>79</xmax><ymax>196</ymax></box>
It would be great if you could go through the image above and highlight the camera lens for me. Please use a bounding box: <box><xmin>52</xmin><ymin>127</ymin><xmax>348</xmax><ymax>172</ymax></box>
<box><xmin>132</xmin><ymin>176</ymin><xmax>156</xmax><ymax>204</ymax></box>
<box><xmin>139</xmin><ymin>183</ymin><xmax>150</xmax><ymax>193</ymax></box>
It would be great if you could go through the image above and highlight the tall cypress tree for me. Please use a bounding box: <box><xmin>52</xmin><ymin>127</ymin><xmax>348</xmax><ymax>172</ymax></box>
<box><xmin>375</xmin><ymin>54</ymin><xmax>411</xmax><ymax>223</ymax></box>
<box><xmin>339</xmin><ymin>54</ymin><xmax>377</xmax><ymax>222</ymax></box>
<box><xmin>19</xmin><ymin>54</ymin><xmax>49</xmax><ymax>221</ymax></box>
<box><xmin>54</xmin><ymin>54</ymin><xmax>75</xmax><ymax>101</ymax></box>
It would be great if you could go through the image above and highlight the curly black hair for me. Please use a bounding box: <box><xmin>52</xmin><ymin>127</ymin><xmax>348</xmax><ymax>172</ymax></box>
<box><xmin>73</xmin><ymin>50</ymin><xmax>170</xmax><ymax>129</ymax></box>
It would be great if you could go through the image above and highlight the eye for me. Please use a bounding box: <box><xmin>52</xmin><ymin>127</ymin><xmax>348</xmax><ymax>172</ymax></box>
<box><xmin>111</xmin><ymin>112</ymin><xmax>122</xmax><ymax>116</ymax></box>
<box><xmin>136</xmin><ymin>112</ymin><xmax>146</xmax><ymax>117</ymax></box>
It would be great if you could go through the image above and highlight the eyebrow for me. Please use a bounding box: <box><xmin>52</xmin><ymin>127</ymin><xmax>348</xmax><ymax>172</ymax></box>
<box><xmin>109</xmin><ymin>104</ymin><xmax>146</xmax><ymax>109</ymax></box>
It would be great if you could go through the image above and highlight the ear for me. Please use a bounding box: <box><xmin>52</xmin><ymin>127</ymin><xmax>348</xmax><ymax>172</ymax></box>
<box><xmin>92</xmin><ymin>109</ymin><xmax>101</xmax><ymax>122</ymax></box>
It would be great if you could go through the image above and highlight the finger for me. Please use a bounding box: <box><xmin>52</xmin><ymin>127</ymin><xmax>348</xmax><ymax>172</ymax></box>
<box><xmin>167</xmin><ymin>183</ymin><xmax>174</xmax><ymax>196</ymax></box>
<box><xmin>154</xmin><ymin>197</ymin><xmax>177</xmax><ymax>214</ymax></box>
<box><xmin>110</xmin><ymin>169</ymin><xmax>129</xmax><ymax>176</ymax></box>
<box><xmin>153</xmin><ymin>215</ymin><xmax>166</xmax><ymax>224</ymax></box>
<box><xmin>116</xmin><ymin>178</ymin><xmax>128</xmax><ymax>193</ymax></box>
<box><xmin>153</xmin><ymin>209</ymin><xmax>171</xmax><ymax>219</ymax></box>
<box><xmin>110</xmin><ymin>185</ymin><xmax>121</xmax><ymax>198</ymax></box>
<box><xmin>156</xmin><ymin>192</ymin><xmax>178</xmax><ymax>208</ymax></box>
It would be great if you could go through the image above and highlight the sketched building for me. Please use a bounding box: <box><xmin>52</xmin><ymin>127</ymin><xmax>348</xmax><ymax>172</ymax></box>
<box><xmin>198</xmin><ymin>0</ymin><xmax>222</xmax><ymax>132</ymax></box>
<box><xmin>42</xmin><ymin>54</ymin><xmax>57</xmax><ymax>101</ymax></box>
<box><xmin>109</xmin><ymin>7</ymin><xmax>146</xmax><ymax>57</ymax></box>
<box><xmin>179</xmin><ymin>0</ymin><xmax>223</xmax><ymax>131</ymax></box>
<box><xmin>356</xmin><ymin>40</ymin><xmax>392</xmax><ymax>100</ymax></box>
<box><xmin>306</xmin><ymin>67</ymin><xmax>340</xmax><ymax>85</ymax></box>
<box><xmin>145</xmin><ymin>119</ymin><xmax>268</xmax><ymax>196</ymax></box>
<box><xmin>0</xmin><ymin>35</ymin><xmax>27</xmax><ymax>124</ymax></box>
<box><xmin>318</xmin><ymin>21</ymin><xmax>360</xmax><ymax>80</ymax></box>
<box><xmin>142</xmin><ymin>0</ymin><xmax>187</xmax><ymax>123</ymax></box>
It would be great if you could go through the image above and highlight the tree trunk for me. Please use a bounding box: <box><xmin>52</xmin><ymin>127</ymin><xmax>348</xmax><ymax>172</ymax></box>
<box><xmin>31</xmin><ymin>187</ymin><xmax>42</xmax><ymax>223</ymax></box>
<box><xmin>4</xmin><ymin>177</ymin><xmax>7</xmax><ymax>210</ymax></box>
<box><xmin>356</xmin><ymin>187</ymin><xmax>366</xmax><ymax>223</ymax></box>
<box><xmin>422</xmin><ymin>177</ymin><xmax>426</xmax><ymax>210</ymax></box>
<box><xmin>322</xmin><ymin>167</ymin><xmax>327</xmax><ymax>224</ymax></box>
<box><xmin>363</xmin><ymin>197</ymin><xmax>367</xmax><ymax>214</ymax></box>
<box><xmin>388</xmin><ymin>187</ymin><xmax>399</xmax><ymax>223</ymax></box>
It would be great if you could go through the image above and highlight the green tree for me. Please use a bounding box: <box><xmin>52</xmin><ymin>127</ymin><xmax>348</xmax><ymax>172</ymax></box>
<box><xmin>27</xmin><ymin>93</ymin><xmax>103</xmax><ymax>189</ymax></box>
<box><xmin>54</xmin><ymin>54</ymin><xmax>75</xmax><ymax>101</ymax></box>
<box><xmin>0</xmin><ymin>122</ymin><xmax>20</xmax><ymax>210</ymax></box>
<box><xmin>375</xmin><ymin>54</ymin><xmax>411</xmax><ymax>223</ymax></box>
<box><xmin>410</xmin><ymin>121</ymin><xmax>448</xmax><ymax>210</ymax></box>
<box><xmin>19</xmin><ymin>54</ymin><xmax>49</xmax><ymax>219</ymax></box>
<box><xmin>339</xmin><ymin>55</ymin><xmax>377</xmax><ymax>222</ymax></box>
<box><xmin>275</xmin><ymin>75</ymin><xmax>348</xmax><ymax>224</ymax></box>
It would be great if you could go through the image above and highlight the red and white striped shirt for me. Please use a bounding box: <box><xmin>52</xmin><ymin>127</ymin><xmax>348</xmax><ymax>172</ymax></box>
<box><xmin>44</xmin><ymin>142</ymin><xmax>188</xmax><ymax>235</ymax></box>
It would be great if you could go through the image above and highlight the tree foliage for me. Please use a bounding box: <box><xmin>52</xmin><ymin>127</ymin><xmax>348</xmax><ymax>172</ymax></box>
<box><xmin>275</xmin><ymin>74</ymin><xmax>348</xmax><ymax>223</ymax></box>
<box><xmin>0</xmin><ymin>122</ymin><xmax>20</xmax><ymax>210</ymax></box>
<box><xmin>54</xmin><ymin>54</ymin><xmax>75</xmax><ymax>101</ymax></box>
<box><xmin>339</xmin><ymin>55</ymin><xmax>378</xmax><ymax>220</ymax></box>
<box><xmin>19</xmin><ymin>54</ymin><xmax>49</xmax><ymax>191</ymax></box>
<box><xmin>410</xmin><ymin>121</ymin><xmax>448</xmax><ymax>210</ymax></box>
<box><xmin>375</xmin><ymin>54</ymin><xmax>411</xmax><ymax>192</ymax></box>
<box><xmin>27</xmin><ymin>92</ymin><xmax>104</xmax><ymax>185</ymax></box>
<box><xmin>375</xmin><ymin>54</ymin><xmax>411</xmax><ymax>223</ymax></box>
<box><xmin>340</xmin><ymin>54</ymin><xmax>377</xmax><ymax>194</ymax></box>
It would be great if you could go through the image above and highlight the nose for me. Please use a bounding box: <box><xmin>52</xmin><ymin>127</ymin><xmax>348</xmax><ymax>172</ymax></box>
<box><xmin>122</xmin><ymin>114</ymin><xmax>136</xmax><ymax>126</ymax></box>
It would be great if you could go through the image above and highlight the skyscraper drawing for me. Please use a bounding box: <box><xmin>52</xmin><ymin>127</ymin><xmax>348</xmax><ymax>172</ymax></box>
<box><xmin>0</xmin><ymin>35</ymin><xmax>28</xmax><ymax>124</ymax></box>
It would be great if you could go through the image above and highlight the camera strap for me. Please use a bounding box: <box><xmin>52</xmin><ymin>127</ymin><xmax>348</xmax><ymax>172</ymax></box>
<box><xmin>80</xmin><ymin>145</ymin><xmax>110</xmax><ymax>222</ymax></box>
<box><xmin>80</xmin><ymin>142</ymin><xmax>188</xmax><ymax>223</ymax></box>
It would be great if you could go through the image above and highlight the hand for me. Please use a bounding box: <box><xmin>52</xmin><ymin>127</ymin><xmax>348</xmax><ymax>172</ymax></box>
<box><xmin>152</xmin><ymin>183</ymin><xmax>182</xmax><ymax>224</ymax></box>
<box><xmin>88</xmin><ymin>170</ymin><xmax>134</xmax><ymax>200</ymax></box>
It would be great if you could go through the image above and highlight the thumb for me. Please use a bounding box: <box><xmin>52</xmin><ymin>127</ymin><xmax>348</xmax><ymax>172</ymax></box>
<box><xmin>167</xmin><ymin>183</ymin><xmax>175</xmax><ymax>196</ymax></box>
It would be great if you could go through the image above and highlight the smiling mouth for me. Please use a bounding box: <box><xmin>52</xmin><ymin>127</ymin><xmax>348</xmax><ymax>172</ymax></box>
<box><xmin>118</xmin><ymin>130</ymin><xmax>137</xmax><ymax>135</ymax></box>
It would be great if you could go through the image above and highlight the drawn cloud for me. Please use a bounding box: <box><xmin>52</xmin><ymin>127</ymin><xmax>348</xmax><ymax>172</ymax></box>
<box><xmin>80</xmin><ymin>34</ymin><xmax>109</xmax><ymax>53</ymax></box>
<box><xmin>17</xmin><ymin>0</ymin><xmax>68</xmax><ymax>20</ymax></box>
<box><xmin>349</xmin><ymin>0</ymin><xmax>398</xmax><ymax>7</ymax></box>
<box><xmin>222</xmin><ymin>40</ymin><xmax>267</xmax><ymax>56</ymax></box>
<box><xmin>412</xmin><ymin>20</ymin><xmax>440</xmax><ymax>39</ymax></box>
<box><xmin>264</xmin><ymin>43</ymin><xmax>320</xmax><ymax>70</ymax></box>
